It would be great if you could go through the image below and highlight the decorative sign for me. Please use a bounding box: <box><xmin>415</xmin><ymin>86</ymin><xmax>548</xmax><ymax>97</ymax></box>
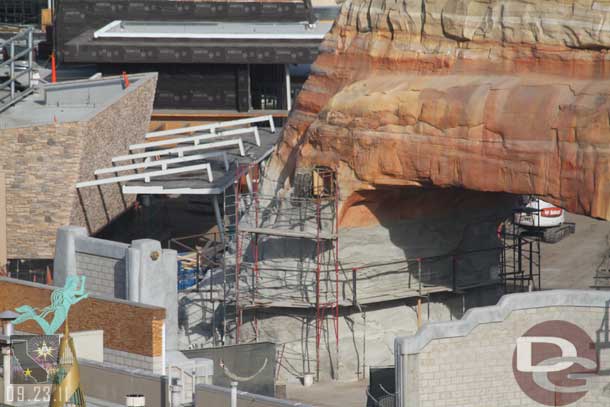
<box><xmin>13</xmin><ymin>275</ymin><xmax>88</xmax><ymax>335</ymax></box>
<box><xmin>11</xmin><ymin>335</ymin><xmax>60</xmax><ymax>384</ymax></box>
<box><xmin>11</xmin><ymin>275</ymin><xmax>89</xmax><ymax>407</ymax></box>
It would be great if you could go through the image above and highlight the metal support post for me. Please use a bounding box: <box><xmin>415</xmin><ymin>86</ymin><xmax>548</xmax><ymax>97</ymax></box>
<box><xmin>9</xmin><ymin>42</ymin><xmax>15</xmax><ymax>99</ymax></box>
<box><xmin>230</xmin><ymin>382</ymin><xmax>238</xmax><ymax>407</ymax></box>
<box><xmin>2</xmin><ymin>346</ymin><xmax>11</xmax><ymax>405</ymax></box>
<box><xmin>212</xmin><ymin>195</ymin><xmax>225</xmax><ymax>245</ymax></box>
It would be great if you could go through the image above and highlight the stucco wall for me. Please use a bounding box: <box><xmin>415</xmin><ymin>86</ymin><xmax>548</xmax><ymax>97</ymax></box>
<box><xmin>395</xmin><ymin>290</ymin><xmax>610</xmax><ymax>407</ymax></box>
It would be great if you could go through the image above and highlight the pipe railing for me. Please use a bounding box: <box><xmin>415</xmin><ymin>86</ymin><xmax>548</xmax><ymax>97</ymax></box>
<box><xmin>0</xmin><ymin>28</ymin><xmax>34</xmax><ymax>113</ymax></box>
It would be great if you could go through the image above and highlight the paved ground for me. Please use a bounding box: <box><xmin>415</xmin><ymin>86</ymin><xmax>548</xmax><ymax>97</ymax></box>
<box><xmin>540</xmin><ymin>213</ymin><xmax>610</xmax><ymax>290</ymax></box>
<box><xmin>286</xmin><ymin>380</ymin><xmax>368</xmax><ymax>407</ymax></box>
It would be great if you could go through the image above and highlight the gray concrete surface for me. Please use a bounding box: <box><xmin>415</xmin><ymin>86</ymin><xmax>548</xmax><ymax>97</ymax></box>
<box><xmin>0</xmin><ymin>74</ymin><xmax>153</xmax><ymax>129</ymax></box>
<box><xmin>540</xmin><ymin>213</ymin><xmax>610</xmax><ymax>289</ymax></box>
<box><xmin>196</xmin><ymin>383</ymin><xmax>315</xmax><ymax>407</ymax></box>
<box><xmin>286</xmin><ymin>380</ymin><xmax>367</xmax><ymax>407</ymax></box>
<box><xmin>54</xmin><ymin>226</ymin><xmax>179</xmax><ymax>350</ymax></box>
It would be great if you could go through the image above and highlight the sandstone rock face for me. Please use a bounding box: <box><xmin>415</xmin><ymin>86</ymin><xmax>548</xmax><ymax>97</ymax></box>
<box><xmin>271</xmin><ymin>0</ymin><xmax>610</xmax><ymax>221</ymax></box>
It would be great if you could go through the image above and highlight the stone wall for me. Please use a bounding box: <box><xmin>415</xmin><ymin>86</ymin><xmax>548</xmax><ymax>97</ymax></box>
<box><xmin>395</xmin><ymin>290</ymin><xmax>610</xmax><ymax>407</ymax></box>
<box><xmin>0</xmin><ymin>122</ymin><xmax>83</xmax><ymax>259</ymax></box>
<box><xmin>70</xmin><ymin>74</ymin><xmax>158</xmax><ymax>235</ymax></box>
<box><xmin>0</xmin><ymin>73</ymin><xmax>157</xmax><ymax>260</ymax></box>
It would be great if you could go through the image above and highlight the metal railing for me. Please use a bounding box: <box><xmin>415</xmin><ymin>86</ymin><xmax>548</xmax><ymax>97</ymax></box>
<box><xmin>0</xmin><ymin>28</ymin><xmax>34</xmax><ymax>113</ymax></box>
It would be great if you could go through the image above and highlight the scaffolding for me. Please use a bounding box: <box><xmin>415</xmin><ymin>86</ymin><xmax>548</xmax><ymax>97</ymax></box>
<box><xmin>0</xmin><ymin>28</ymin><xmax>34</xmax><ymax>113</ymax></box>
<box><xmin>175</xmin><ymin>160</ymin><xmax>544</xmax><ymax>380</ymax></box>
<box><xmin>499</xmin><ymin>220</ymin><xmax>542</xmax><ymax>293</ymax></box>
<box><xmin>223</xmin><ymin>164</ymin><xmax>340</xmax><ymax>381</ymax></box>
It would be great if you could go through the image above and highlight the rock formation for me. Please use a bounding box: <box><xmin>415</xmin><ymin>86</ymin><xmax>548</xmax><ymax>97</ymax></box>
<box><xmin>234</xmin><ymin>0</ymin><xmax>610</xmax><ymax>382</ymax></box>
<box><xmin>270</xmin><ymin>0</ymin><xmax>610</xmax><ymax>221</ymax></box>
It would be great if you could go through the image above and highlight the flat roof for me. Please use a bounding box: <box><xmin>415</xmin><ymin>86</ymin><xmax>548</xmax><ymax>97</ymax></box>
<box><xmin>0</xmin><ymin>73</ymin><xmax>156</xmax><ymax>130</ymax></box>
<box><xmin>94</xmin><ymin>20</ymin><xmax>332</xmax><ymax>40</ymax></box>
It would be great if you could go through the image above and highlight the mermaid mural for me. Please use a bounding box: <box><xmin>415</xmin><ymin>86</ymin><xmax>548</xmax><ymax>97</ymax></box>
<box><xmin>13</xmin><ymin>275</ymin><xmax>88</xmax><ymax>335</ymax></box>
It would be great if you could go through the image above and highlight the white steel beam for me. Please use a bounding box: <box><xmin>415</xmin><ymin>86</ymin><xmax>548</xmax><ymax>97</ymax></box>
<box><xmin>76</xmin><ymin>163</ymin><xmax>213</xmax><ymax>188</ymax></box>
<box><xmin>93</xmin><ymin>20</ymin><xmax>122</xmax><ymax>39</ymax></box>
<box><xmin>112</xmin><ymin>138</ymin><xmax>245</xmax><ymax>163</ymax></box>
<box><xmin>122</xmin><ymin>185</ymin><xmax>223</xmax><ymax>195</ymax></box>
<box><xmin>95</xmin><ymin>152</ymin><xmax>229</xmax><ymax>175</ymax></box>
<box><xmin>94</xmin><ymin>26</ymin><xmax>326</xmax><ymax>41</ymax></box>
<box><xmin>130</xmin><ymin>127</ymin><xmax>260</xmax><ymax>151</ymax></box>
<box><xmin>145</xmin><ymin>115</ymin><xmax>275</xmax><ymax>139</ymax></box>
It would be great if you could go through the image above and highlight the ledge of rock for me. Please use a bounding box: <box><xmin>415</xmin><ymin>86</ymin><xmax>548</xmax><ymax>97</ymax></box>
<box><xmin>270</xmin><ymin>0</ymin><xmax>610</xmax><ymax>221</ymax></box>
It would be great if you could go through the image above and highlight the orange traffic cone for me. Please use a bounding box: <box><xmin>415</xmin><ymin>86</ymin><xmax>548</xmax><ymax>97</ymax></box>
<box><xmin>46</xmin><ymin>266</ymin><xmax>53</xmax><ymax>285</ymax></box>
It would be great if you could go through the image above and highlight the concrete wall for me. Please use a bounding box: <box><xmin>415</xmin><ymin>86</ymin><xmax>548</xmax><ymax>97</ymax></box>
<box><xmin>231</xmin><ymin>286</ymin><xmax>500</xmax><ymax>383</ymax></box>
<box><xmin>236</xmin><ymin>188</ymin><xmax>515</xmax><ymax>308</ymax></box>
<box><xmin>195</xmin><ymin>383</ymin><xmax>313</xmax><ymax>407</ymax></box>
<box><xmin>67</xmin><ymin>330</ymin><xmax>105</xmax><ymax>363</ymax></box>
<box><xmin>395</xmin><ymin>290</ymin><xmax>610</xmax><ymax>407</ymax></box>
<box><xmin>215</xmin><ymin>184</ymin><xmax>511</xmax><ymax>382</ymax></box>
<box><xmin>0</xmin><ymin>74</ymin><xmax>156</xmax><ymax>260</ymax></box>
<box><xmin>80</xmin><ymin>360</ymin><xmax>169</xmax><ymax>407</ymax></box>
<box><xmin>75</xmin><ymin>252</ymin><xmax>127</xmax><ymax>298</ymax></box>
<box><xmin>54</xmin><ymin>226</ymin><xmax>179</xmax><ymax>351</ymax></box>
<box><xmin>73</xmin><ymin>235</ymin><xmax>129</xmax><ymax>299</ymax></box>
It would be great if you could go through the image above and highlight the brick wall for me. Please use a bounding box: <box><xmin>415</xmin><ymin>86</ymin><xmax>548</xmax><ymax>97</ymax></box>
<box><xmin>395</xmin><ymin>290</ymin><xmax>610</xmax><ymax>407</ymax></box>
<box><xmin>0</xmin><ymin>73</ymin><xmax>157</xmax><ymax>260</ymax></box>
<box><xmin>0</xmin><ymin>277</ymin><xmax>165</xmax><ymax>358</ymax></box>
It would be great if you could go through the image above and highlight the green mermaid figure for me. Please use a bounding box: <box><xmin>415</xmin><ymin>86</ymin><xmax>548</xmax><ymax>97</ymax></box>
<box><xmin>13</xmin><ymin>275</ymin><xmax>88</xmax><ymax>335</ymax></box>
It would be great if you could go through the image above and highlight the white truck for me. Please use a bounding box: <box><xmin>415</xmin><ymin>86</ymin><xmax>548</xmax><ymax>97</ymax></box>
<box><xmin>513</xmin><ymin>197</ymin><xmax>575</xmax><ymax>243</ymax></box>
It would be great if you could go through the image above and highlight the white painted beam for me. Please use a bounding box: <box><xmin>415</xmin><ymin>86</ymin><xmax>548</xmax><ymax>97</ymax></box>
<box><xmin>130</xmin><ymin>127</ymin><xmax>260</xmax><ymax>151</ymax></box>
<box><xmin>76</xmin><ymin>163</ymin><xmax>213</xmax><ymax>188</ymax></box>
<box><xmin>145</xmin><ymin>115</ymin><xmax>275</xmax><ymax>139</ymax></box>
<box><xmin>122</xmin><ymin>185</ymin><xmax>223</xmax><ymax>195</ymax></box>
<box><xmin>112</xmin><ymin>138</ymin><xmax>245</xmax><ymax>163</ymax></box>
<box><xmin>95</xmin><ymin>152</ymin><xmax>229</xmax><ymax>175</ymax></box>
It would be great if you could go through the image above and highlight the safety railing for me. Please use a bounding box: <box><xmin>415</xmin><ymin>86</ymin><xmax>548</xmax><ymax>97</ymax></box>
<box><xmin>0</xmin><ymin>28</ymin><xmax>34</xmax><ymax>113</ymax></box>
